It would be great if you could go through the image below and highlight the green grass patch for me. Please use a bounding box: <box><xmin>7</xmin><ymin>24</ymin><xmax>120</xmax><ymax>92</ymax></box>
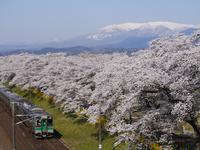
<box><xmin>7</xmin><ymin>85</ymin><xmax>126</xmax><ymax>150</ymax></box>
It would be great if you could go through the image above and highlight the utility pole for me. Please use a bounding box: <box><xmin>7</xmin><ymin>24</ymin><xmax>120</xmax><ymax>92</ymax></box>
<box><xmin>98</xmin><ymin>102</ymin><xmax>102</xmax><ymax>150</ymax></box>
<box><xmin>12</xmin><ymin>101</ymin><xmax>16</xmax><ymax>150</ymax></box>
<box><xmin>11</xmin><ymin>103</ymin><xmax>35</xmax><ymax>150</ymax></box>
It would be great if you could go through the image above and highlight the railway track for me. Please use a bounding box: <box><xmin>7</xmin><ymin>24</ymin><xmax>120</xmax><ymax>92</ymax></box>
<box><xmin>0</xmin><ymin>97</ymin><xmax>69</xmax><ymax>150</ymax></box>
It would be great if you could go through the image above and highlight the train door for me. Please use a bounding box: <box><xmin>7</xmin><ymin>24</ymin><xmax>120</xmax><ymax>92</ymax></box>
<box><xmin>34</xmin><ymin>116</ymin><xmax>42</xmax><ymax>138</ymax></box>
<box><xmin>41</xmin><ymin>118</ymin><xmax>48</xmax><ymax>137</ymax></box>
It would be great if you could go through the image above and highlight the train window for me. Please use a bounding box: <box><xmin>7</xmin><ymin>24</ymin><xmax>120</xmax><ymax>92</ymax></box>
<box><xmin>36</xmin><ymin>119</ymin><xmax>41</xmax><ymax>126</ymax></box>
<box><xmin>47</xmin><ymin>118</ymin><xmax>53</xmax><ymax>126</ymax></box>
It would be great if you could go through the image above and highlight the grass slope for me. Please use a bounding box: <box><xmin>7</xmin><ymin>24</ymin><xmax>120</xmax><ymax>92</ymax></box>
<box><xmin>8</xmin><ymin>85</ymin><xmax>126</xmax><ymax>150</ymax></box>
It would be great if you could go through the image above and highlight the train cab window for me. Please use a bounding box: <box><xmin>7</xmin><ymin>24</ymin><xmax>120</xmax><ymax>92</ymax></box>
<box><xmin>47</xmin><ymin>118</ymin><xmax>53</xmax><ymax>126</ymax></box>
<box><xmin>36</xmin><ymin>119</ymin><xmax>41</xmax><ymax>127</ymax></box>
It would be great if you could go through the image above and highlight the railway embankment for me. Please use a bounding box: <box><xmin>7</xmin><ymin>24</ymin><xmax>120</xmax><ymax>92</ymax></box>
<box><xmin>0</xmin><ymin>92</ymin><xmax>69</xmax><ymax>150</ymax></box>
<box><xmin>3</xmin><ymin>84</ymin><xmax>126</xmax><ymax>150</ymax></box>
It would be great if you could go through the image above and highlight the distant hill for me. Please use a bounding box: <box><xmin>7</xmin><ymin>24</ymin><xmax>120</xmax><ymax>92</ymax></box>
<box><xmin>0</xmin><ymin>46</ymin><xmax>91</xmax><ymax>56</ymax></box>
<box><xmin>47</xmin><ymin>21</ymin><xmax>198</xmax><ymax>49</ymax></box>
<box><xmin>0</xmin><ymin>46</ymin><xmax>140</xmax><ymax>56</ymax></box>
<box><xmin>0</xmin><ymin>21</ymin><xmax>199</xmax><ymax>54</ymax></box>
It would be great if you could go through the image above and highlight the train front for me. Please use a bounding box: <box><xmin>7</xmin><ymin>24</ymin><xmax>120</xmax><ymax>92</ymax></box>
<box><xmin>32</xmin><ymin>109</ymin><xmax>54</xmax><ymax>138</ymax></box>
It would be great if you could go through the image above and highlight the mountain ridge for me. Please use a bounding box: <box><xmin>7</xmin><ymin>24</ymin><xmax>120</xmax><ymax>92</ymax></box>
<box><xmin>0</xmin><ymin>21</ymin><xmax>199</xmax><ymax>52</ymax></box>
<box><xmin>48</xmin><ymin>21</ymin><xmax>199</xmax><ymax>49</ymax></box>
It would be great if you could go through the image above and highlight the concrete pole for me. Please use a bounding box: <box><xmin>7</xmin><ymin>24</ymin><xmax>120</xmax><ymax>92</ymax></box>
<box><xmin>98</xmin><ymin>104</ymin><xmax>102</xmax><ymax>150</ymax></box>
<box><xmin>12</xmin><ymin>102</ymin><xmax>16</xmax><ymax>150</ymax></box>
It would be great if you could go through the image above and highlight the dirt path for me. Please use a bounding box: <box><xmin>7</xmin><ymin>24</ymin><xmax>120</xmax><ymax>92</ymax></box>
<box><xmin>0</xmin><ymin>100</ymin><xmax>69</xmax><ymax>150</ymax></box>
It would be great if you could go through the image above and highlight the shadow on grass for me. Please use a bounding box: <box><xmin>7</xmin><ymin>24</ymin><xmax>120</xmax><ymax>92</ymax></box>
<box><xmin>74</xmin><ymin>117</ymin><xmax>88</xmax><ymax>124</ymax></box>
<box><xmin>64</xmin><ymin>112</ymin><xmax>88</xmax><ymax>124</ymax></box>
<box><xmin>91</xmin><ymin>129</ymin><xmax>110</xmax><ymax>140</ymax></box>
<box><xmin>54</xmin><ymin>129</ymin><xmax>63</xmax><ymax>139</ymax></box>
<box><xmin>65</xmin><ymin>112</ymin><xmax>78</xmax><ymax>119</ymax></box>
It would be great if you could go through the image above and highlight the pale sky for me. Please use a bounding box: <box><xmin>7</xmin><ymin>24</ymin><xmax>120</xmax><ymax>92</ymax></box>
<box><xmin>1</xmin><ymin>0</ymin><xmax>200</xmax><ymax>44</ymax></box>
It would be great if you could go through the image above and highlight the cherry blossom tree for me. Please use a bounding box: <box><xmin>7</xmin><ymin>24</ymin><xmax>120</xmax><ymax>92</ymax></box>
<box><xmin>0</xmin><ymin>31</ymin><xmax>200</xmax><ymax>148</ymax></box>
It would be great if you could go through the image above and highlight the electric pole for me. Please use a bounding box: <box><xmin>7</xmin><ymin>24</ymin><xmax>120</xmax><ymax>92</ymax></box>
<box><xmin>98</xmin><ymin>102</ymin><xmax>102</xmax><ymax>150</ymax></box>
<box><xmin>12</xmin><ymin>101</ymin><xmax>16</xmax><ymax>150</ymax></box>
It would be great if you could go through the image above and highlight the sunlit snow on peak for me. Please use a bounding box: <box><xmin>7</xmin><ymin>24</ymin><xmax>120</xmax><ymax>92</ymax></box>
<box><xmin>86</xmin><ymin>21</ymin><xmax>196</xmax><ymax>41</ymax></box>
<box><xmin>100</xmin><ymin>22</ymin><xmax>194</xmax><ymax>32</ymax></box>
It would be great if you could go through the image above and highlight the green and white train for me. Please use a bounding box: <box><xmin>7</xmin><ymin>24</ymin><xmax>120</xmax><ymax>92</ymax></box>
<box><xmin>0</xmin><ymin>86</ymin><xmax>54</xmax><ymax>138</ymax></box>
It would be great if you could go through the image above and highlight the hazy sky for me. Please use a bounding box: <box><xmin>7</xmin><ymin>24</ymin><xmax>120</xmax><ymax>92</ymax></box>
<box><xmin>1</xmin><ymin>0</ymin><xmax>200</xmax><ymax>44</ymax></box>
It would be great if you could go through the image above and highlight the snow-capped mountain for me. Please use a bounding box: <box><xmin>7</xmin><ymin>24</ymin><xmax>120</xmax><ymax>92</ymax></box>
<box><xmin>0</xmin><ymin>21</ymin><xmax>198</xmax><ymax>52</ymax></box>
<box><xmin>47</xmin><ymin>21</ymin><xmax>198</xmax><ymax>49</ymax></box>
<box><xmin>82</xmin><ymin>21</ymin><xmax>197</xmax><ymax>48</ymax></box>
<box><xmin>87</xmin><ymin>22</ymin><xmax>195</xmax><ymax>40</ymax></box>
